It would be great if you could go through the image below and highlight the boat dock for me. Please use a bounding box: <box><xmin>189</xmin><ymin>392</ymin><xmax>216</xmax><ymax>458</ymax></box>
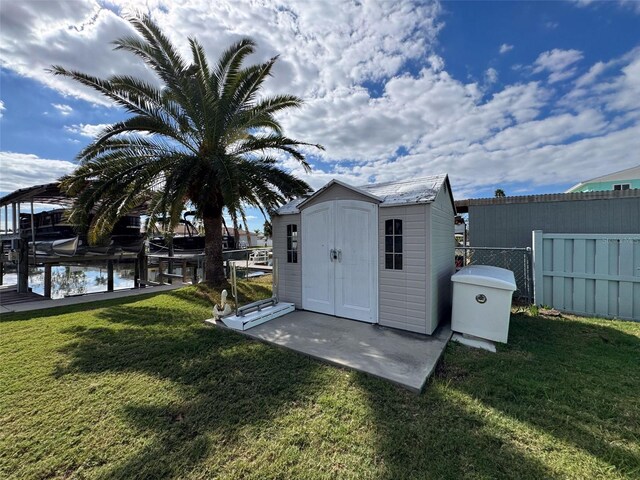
<box><xmin>147</xmin><ymin>249</ymin><xmax>273</xmax><ymax>283</ymax></box>
<box><xmin>0</xmin><ymin>284</ymin><xmax>47</xmax><ymax>307</ymax></box>
<box><xmin>0</xmin><ymin>181</ymin><xmax>272</xmax><ymax>306</ymax></box>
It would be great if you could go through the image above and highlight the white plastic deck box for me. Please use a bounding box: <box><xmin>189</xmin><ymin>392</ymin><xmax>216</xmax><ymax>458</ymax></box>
<box><xmin>451</xmin><ymin>265</ymin><xmax>516</xmax><ymax>343</ymax></box>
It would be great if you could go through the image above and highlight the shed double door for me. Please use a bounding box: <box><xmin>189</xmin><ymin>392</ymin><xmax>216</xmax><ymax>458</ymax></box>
<box><xmin>302</xmin><ymin>200</ymin><xmax>378</xmax><ymax>323</ymax></box>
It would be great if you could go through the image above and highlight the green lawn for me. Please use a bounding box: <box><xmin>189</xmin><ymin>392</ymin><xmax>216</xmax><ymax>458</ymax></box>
<box><xmin>1</xmin><ymin>281</ymin><xmax>639</xmax><ymax>479</ymax></box>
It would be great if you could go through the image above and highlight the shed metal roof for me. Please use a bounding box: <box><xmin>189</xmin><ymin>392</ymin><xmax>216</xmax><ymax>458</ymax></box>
<box><xmin>359</xmin><ymin>174</ymin><xmax>447</xmax><ymax>205</ymax></box>
<box><xmin>275</xmin><ymin>174</ymin><xmax>450</xmax><ymax>215</ymax></box>
<box><xmin>275</xmin><ymin>197</ymin><xmax>308</xmax><ymax>215</ymax></box>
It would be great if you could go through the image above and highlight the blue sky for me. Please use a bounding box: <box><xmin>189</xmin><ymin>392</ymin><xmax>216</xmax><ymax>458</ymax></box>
<box><xmin>1</xmin><ymin>0</ymin><xmax>639</xmax><ymax>231</ymax></box>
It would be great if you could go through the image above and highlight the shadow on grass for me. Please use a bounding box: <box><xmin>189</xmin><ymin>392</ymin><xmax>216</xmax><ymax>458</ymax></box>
<box><xmin>0</xmin><ymin>289</ymin><xmax>183</xmax><ymax>323</ymax></box>
<box><xmin>356</xmin><ymin>375</ymin><xmax>559</xmax><ymax>479</ymax></box>
<box><xmin>472</xmin><ymin>314</ymin><xmax>640</xmax><ymax>475</ymax></box>
<box><xmin>51</xmin><ymin>291</ymin><xmax>639</xmax><ymax>478</ymax></box>
<box><xmin>356</xmin><ymin>313</ymin><xmax>640</xmax><ymax>479</ymax></box>
<box><xmin>1</xmin><ymin>277</ymin><xmax>273</xmax><ymax>325</ymax></box>
<box><xmin>55</xmin><ymin>297</ymin><xmax>326</xmax><ymax>479</ymax></box>
<box><xmin>183</xmin><ymin>280</ymin><xmax>273</xmax><ymax>307</ymax></box>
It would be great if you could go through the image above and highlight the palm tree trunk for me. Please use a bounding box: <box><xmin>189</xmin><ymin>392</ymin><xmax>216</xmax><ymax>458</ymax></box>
<box><xmin>232</xmin><ymin>217</ymin><xmax>240</xmax><ymax>249</ymax></box>
<box><xmin>243</xmin><ymin>219</ymin><xmax>252</xmax><ymax>247</ymax></box>
<box><xmin>203</xmin><ymin>209</ymin><xmax>225</xmax><ymax>286</ymax></box>
<box><xmin>221</xmin><ymin>216</ymin><xmax>232</xmax><ymax>237</ymax></box>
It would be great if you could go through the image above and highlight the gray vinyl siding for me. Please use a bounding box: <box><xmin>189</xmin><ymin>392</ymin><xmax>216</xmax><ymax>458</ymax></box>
<box><xmin>469</xmin><ymin>196</ymin><xmax>640</xmax><ymax>248</ymax></box>
<box><xmin>378</xmin><ymin>204</ymin><xmax>429</xmax><ymax>334</ymax></box>
<box><xmin>428</xmin><ymin>183</ymin><xmax>455</xmax><ymax>333</ymax></box>
<box><xmin>272</xmin><ymin>214</ymin><xmax>302</xmax><ymax>307</ymax></box>
<box><xmin>301</xmin><ymin>183</ymin><xmax>378</xmax><ymax>210</ymax></box>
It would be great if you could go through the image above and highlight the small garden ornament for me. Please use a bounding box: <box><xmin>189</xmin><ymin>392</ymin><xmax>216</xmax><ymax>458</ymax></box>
<box><xmin>213</xmin><ymin>290</ymin><xmax>232</xmax><ymax>320</ymax></box>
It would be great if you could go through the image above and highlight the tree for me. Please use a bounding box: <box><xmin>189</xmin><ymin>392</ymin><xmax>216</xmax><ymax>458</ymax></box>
<box><xmin>495</xmin><ymin>188</ymin><xmax>506</xmax><ymax>198</ymax></box>
<box><xmin>51</xmin><ymin>14</ymin><xmax>321</xmax><ymax>285</ymax></box>
<box><xmin>263</xmin><ymin>220</ymin><xmax>272</xmax><ymax>239</ymax></box>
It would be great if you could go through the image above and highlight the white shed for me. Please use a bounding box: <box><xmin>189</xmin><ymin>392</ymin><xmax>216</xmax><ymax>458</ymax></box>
<box><xmin>272</xmin><ymin>174</ymin><xmax>456</xmax><ymax>335</ymax></box>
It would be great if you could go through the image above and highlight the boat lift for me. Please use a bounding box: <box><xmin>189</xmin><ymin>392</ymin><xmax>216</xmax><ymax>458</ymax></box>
<box><xmin>0</xmin><ymin>182</ymin><xmax>146</xmax><ymax>295</ymax></box>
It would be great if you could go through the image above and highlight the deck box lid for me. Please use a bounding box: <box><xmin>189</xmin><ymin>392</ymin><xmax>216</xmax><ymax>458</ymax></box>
<box><xmin>451</xmin><ymin>265</ymin><xmax>516</xmax><ymax>291</ymax></box>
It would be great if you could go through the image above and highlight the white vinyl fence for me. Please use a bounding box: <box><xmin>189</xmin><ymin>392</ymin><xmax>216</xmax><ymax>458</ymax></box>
<box><xmin>532</xmin><ymin>231</ymin><xmax>640</xmax><ymax>321</ymax></box>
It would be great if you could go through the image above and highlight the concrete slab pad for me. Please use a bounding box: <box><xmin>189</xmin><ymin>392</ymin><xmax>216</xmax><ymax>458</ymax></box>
<box><xmin>213</xmin><ymin>310</ymin><xmax>452</xmax><ymax>392</ymax></box>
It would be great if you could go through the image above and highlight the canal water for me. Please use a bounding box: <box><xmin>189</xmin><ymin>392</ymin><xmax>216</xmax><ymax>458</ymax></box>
<box><xmin>2</xmin><ymin>264</ymin><xmax>136</xmax><ymax>299</ymax></box>
<box><xmin>3</xmin><ymin>263</ymin><xmax>266</xmax><ymax>299</ymax></box>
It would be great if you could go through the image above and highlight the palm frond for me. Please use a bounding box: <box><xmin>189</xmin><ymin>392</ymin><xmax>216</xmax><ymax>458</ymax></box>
<box><xmin>52</xmin><ymin>16</ymin><xmax>320</xmax><ymax>282</ymax></box>
<box><xmin>116</xmin><ymin>14</ymin><xmax>187</xmax><ymax>87</ymax></box>
<box><xmin>213</xmin><ymin>38</ymin><xmax>256</xmax><ymax>96</ymax></box>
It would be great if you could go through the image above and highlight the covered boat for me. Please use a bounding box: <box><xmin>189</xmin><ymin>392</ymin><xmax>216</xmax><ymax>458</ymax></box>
<box><xmin>149</xmin><ymin>213</ymin><xmax>237</xmax><ymax>253</ymax></box>
<box><xmin>19</xmin><ymin>209</ymin><xmax>144</xmax><ymax>255</ymax></box>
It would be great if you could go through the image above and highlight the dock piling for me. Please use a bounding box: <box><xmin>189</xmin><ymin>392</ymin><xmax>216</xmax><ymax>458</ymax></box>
<box><xmin>17</xmin><ymin>237</ymin><xmax>29</xmax><ymax>294</ymax></box>
<box><xmin>44</xmin><ymin>264</ymin><xmax>52</xmax><ymax>298</ymax></box>
<box><xmin>107</xmin><ymin>260</ymin><xmax>114</xmax><ymax>292</ymax></box>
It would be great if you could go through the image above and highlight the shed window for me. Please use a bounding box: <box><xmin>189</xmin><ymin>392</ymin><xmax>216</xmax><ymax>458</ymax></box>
<box><xmin>286</xmin><ymin>224</ymin><xmax>298</xmax><ymax>263</ymax></box>
<box><xmin>384</xmin><ymin>219</ymin><xmax>402</xmax><ymax>270</ymax></box>
<box><xmin>613</xmin><ymin>183</ymin><xmax>630</xmax><ymax>191</ymax></box>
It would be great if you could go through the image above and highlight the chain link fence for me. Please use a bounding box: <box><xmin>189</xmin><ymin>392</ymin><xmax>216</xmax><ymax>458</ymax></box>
<box><xmin>455</xmin><ymin>246</ymin><xmax>533</xmax><ymax>303</ymax></box>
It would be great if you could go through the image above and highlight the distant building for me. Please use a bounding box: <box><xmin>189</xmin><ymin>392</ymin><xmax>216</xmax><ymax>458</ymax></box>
<box><xmin>566</xmin><ymin>164</ymin><xmax>640</xmax><ymax>193</ymax></box>
<box><xmin>221</xmin><ymin>228</ymin><xmax>271</xmax><ymax>248</ymax></box>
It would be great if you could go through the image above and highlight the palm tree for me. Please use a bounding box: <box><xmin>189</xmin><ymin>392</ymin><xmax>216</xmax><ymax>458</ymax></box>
<box><xmin>495</xmin><ymin>188</ymin><xmax>506</xmax><ymax>198</ymax></box>
<box><xmin>263</xmin><ymin>220</ymin><xmax>272</xmax><ymax>239</ymax></box>
<box><xmin>50</xmin><ymin>14</ymin><xmax>321</xmax><ymax>285</ymax></box>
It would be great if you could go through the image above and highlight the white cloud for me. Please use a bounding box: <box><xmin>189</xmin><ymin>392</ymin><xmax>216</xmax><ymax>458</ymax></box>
<box><xmin>544</xmin><ymin>21</ymin><xmax>559</xmax><ymax>29</ymax></box>
<box><xmin>280</xmin><ymin>48</ymin><xmax>640</xmax><ymax>198</ymax></box>
<box><xmin>598</xmin><ymin>54</ymin><xmax>640</xmax><ymax>113</ymax></box>
<box><xmin>0</xmin><ymin>100</ymin><xmax>5</xmax><ymax>117</ymax></box>
<box><xmin>563</xmin><ymin>48</ymin><xmax>640</xmax><ymax>115</ymax></box>
<box><xmin>0</xmin><ymin>0</ymin><xmax>442</xmax><ymax>104</ymax></box>
<box><xmin>482</xmin><ymin>109</ymin><xmax>607</xmax><ymax>151</ymax></box>
<box><xmin>574</xmin><ymin>61</ymin><xmax>608</xmax><ymax>88</ymax></box>
<box><xmin>0</xmin><ymin>152</ymin><xmax>76</xmax><ymax>191</ymax></box>
<box><xmin>499</xmin><ymin>43</ymin><xmax>513</xmax><ymax>54</ymax></box>
<box><xmin>52</xmin><ymin>103</ymin><xmax>73</xmax><ymax>115</ymax></box>
<box><xmin>533</xmin><ymin>48</ymin><xmax>584</xmax><ymax>83</ymax></box>
<box><xmin>0</xmin><ymin>2</ymin><xmax>151</xmax><ymax>106</ymax></box>
<box><xmin>428</xmin><ymin>54</ymin><xmax>445</xmax><ymax>72</ymax></box>
<box><xmin>619</xmin><ymin>0</ymin><xmax>640</xmax><ymax>14</ymax></box>
<box><xmin>484</xmin><ymin>67</ymin><xmax>498</xmax><ymax>85</ymax></box>
<box><xmin>0</xmin><ymin>1</ymin><xmax>639</xmax><ymax>201</ymax></box>
<box><xmin>573</xmin><ymin>0</ymin><xmax>640</xmax><ymax>14</ymax></box>
<box><xmin>65</xmin><ymin>123</ymin><xmax>111</xmax><ymax>138</ymax></box>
